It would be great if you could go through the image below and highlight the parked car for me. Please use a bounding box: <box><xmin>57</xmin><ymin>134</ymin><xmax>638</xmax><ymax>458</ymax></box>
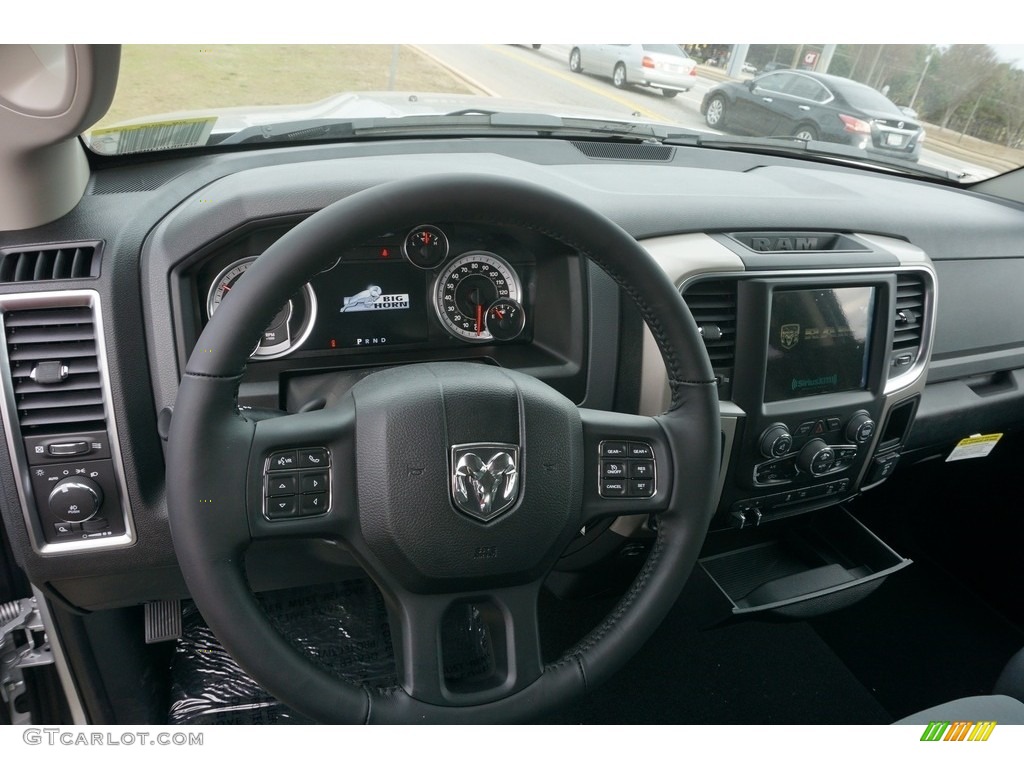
<box><xmin>701</xmin><ymin>69</ymin><xmax>925</xmax><ymax>162</ymax></box>
<box><xmin>568</xmin><ymin>44</ymin><xmax>697</xmax><ymax>97</ymax></box>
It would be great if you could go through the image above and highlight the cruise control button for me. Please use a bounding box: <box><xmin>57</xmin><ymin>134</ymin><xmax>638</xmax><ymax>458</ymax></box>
<box><xmin>601</xmin><ymin>479</ymin><xmax>627</xmax><ymax>496</ymax></box>
<box><xmin>629</xmin><ymin>478</ymin><xmax>655</xmax><ymax>497</ymax></box>
<box><xmin>629</xmin><ymin>460</ymin><xmax>655</xmax><ymax>479</ymax></box>
<box><xmin>298</xmin><ymin>448</ymin><xmax>329</xmax><ymax>468</ymax></box>
<box><xmin>601</xmin><ymin>461</ymin><xmax>627</xmax><ymax>477</ymax></box>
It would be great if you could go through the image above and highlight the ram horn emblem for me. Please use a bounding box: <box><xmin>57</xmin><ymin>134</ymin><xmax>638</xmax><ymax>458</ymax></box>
<box><xmin>780</xmin><ymin>324</ymin><xmax>801</xmax><ymax>350</ymax></box>
<box><xmin>451</xmin><ymin>443</ymin><xmax>520</xmax><ymax>521</ymax></box>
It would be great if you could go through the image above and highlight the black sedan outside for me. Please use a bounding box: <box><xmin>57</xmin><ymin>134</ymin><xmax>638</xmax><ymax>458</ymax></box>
<box><xmin>701</xmin><ymin>69</ymin><xmax>924</xmax><ymax>162</ymax></box>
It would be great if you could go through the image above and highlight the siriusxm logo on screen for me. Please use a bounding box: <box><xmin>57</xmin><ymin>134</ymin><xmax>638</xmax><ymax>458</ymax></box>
<box><xmin>791</xmin><ymin>374</ymin><xmax>838</xmax><ymax>392</ymax></box>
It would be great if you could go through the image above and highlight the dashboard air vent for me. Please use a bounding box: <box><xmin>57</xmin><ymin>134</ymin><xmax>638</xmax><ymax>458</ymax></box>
<box><xmin>682</xmin><ymin>279</ymin><xmax>738</xmax><ymax>399</ymax></box>
<box><xmin>0</xmin><ymin>243</ymin><xmax>101</xmax><ymax>283</ymax></box>
<box><xmin>3</xmin><ymin>306</ymin><xmax>105</xmax><ymax>432</ymax></box>
<box><xmin>893</xmin><ymin>273</ymin><xmax>925</xmax><ymax>351</ymax></box>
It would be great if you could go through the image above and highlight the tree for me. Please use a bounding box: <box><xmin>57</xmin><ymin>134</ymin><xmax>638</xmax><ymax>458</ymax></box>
<box><xmin>924</xmin><ymin>45</ymin><xmax>1002</xmax><ymax>130</ymax></box>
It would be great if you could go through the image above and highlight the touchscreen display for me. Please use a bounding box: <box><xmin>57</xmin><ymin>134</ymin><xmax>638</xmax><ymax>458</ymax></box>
<box><xmin>765</xmin><ymin>287</ymin><xmax>875</xmax><ymax>401</ymax></box>
<box><xmin>307</xmin><ymin>260</ymin><xmax>429</xmax><ymax>349</ymax></box>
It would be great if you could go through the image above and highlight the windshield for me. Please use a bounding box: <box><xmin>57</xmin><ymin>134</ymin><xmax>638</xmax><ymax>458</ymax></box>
<box><xmin>86</xmin><ymin>43</ymin><xmax>1024</xmax><ymax>183</ymax></box>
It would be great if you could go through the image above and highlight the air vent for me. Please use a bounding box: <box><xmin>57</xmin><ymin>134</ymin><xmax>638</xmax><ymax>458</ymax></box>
<box><xmin>571</xmin><ymin>140</ymin><xmax>674</xmax><ymax>162</ymax></box>
<box><xmin>893</xmin><ymin>273</ymin><xmax>925</xmax><ymax>351</ymax></box>
<box><xmin>682</xmin><ymin>279</ymin><xmax>738</xmax><ymax>399</ymax></box>
<box><xmin>0</xmin><ymin>243</ymin><xmax>101</xmax><ymax>283</ymax></box>
<box><xmin>3</xmin><ymin>306</ymin><xmax>105</xmax><ymax>432</ymax></box>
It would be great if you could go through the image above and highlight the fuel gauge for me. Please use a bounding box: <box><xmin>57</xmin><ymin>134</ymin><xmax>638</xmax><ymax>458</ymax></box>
<box><xmin>485</xmin><ymin>299</ymin><xmax>526</xmax><ymax>342</ymax></box>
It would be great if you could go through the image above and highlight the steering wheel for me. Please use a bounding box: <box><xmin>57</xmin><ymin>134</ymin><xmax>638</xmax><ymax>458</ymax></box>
<box><xmin>166</xmin><ymin>174</ymin><xmax>720</xmax><ymax>724</ymax></box>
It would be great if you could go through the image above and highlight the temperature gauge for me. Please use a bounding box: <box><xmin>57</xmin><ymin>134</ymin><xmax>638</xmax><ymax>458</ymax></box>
<box><xmin>403</xmin><ymin>224</ymin><xmax>449</xmax><ymax>269</ymax></box>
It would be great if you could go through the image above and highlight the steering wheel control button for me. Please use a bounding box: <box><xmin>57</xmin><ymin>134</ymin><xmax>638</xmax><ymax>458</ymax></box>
<box><xmin>601</xmin><ymin>460</ymin><xmax>627</xmax><ymax>477</ymax></box>
<box><xmin>601</xmin><ymin>479</ymin><xmax>627</xmax><ymax>496</ymax></box>
<box><xmin>267</xmin><ymin>474</ymin><xmax>297</xmax><ymax>496</ymax></box>
<box><xmin>600</xmin><ymin>442</ymin><xmax>627</xmax><ymax>458</ymax></box>
<box><xmin>268</xmin><ymin>450</ymin><xmax>297</xmax><ymax>470</ymax></box>
<box><xmin>300</xmin><ymin>473</ymin><xmax>328</xmax><ymax>494</ymax></box>
<box><xmin>264</xmin><ymin>447</ymin><xmax>331</xmax><ymax>520</ymax></box>
<box><xmin>298</xmin><ymin>448</ymin><xmax>329</xmax><ymax>468</ymax></box>
<box><xmin>627</xmin><ymin>443</ymin><xmax>654</xmax><ymax>459</ymax></box>
<box><xmin>300</xmin><ymin>493</ymin><xmax>329</xmax><ymax>514</ymax></box>
<box><xmin>600</xmin><ymin>441</ymin><xmax>657</xmax><ymax>498</ymax></box>
<box><xmin>629</xmin><ymin>460</ymin><xmax>654</xmax><ymax>479</ymax></box>
<box><xmin>629</xmin><ymin>479</ymin><xmax>655</xmax><ymax>497</ymax></box>
<box><xmin>267</xmin><ymin>497</ymin><xmax>298</xmax><ymax>519</ymax></box>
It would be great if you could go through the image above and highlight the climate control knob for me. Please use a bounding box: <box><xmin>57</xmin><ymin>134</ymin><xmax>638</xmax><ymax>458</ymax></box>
<box><xmin>758</xmin><ymin>423</ymin><xmax>794</xmax><ymax>459</ymax></box>
<box><xmin>797</xmin><ymin>439</ymin><xmax>835</xmax><ymax>477</ymax></box>
<box><xmin>845</xmin><ymin>411</ymin><xmax>876</xmax><ymax>444</ymax></box>
<box><xmin>48</xmin><ymin>478</ymin><xmax>103</xmax><ymax>524</ymax></box>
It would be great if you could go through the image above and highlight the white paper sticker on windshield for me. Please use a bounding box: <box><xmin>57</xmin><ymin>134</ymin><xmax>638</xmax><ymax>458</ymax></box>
<box><xmin>946</xmin><ymin>433</ymin><xmax>1002</xmax><ymax>462</ymax></box>
<box><xmin>88</xmin><ymin>117</ymin><xmax>216</xmax><ymax>155</ymax></box>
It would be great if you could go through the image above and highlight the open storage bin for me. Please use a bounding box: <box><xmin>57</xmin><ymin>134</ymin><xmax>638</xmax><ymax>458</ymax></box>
<box><xmin>698</xmin><ymin>507</ymin><xmax>911</xmax><ymax>618</ymax></box>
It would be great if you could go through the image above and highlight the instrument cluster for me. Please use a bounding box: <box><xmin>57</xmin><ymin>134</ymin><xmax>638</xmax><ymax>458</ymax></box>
<box><xmin>200</xmin><ymin>223</ymin><xmax>534</xmax><ymax>361</ymax></box>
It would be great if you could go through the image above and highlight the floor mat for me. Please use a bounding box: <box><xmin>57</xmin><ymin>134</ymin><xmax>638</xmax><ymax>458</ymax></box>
<box><xmin>540</xmin><ymin>567</ymin><xmax>892</xmax><ymax>724</ymax></box>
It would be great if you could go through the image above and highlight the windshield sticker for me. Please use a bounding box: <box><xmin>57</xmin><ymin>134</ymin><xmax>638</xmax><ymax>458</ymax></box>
<box><xmin>89</xmin><ymin>117</ymin><xmax>216</xmax><ymax>155</ymax></box>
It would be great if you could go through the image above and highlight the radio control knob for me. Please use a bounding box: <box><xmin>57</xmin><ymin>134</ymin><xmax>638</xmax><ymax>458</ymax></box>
<box><xmin>797</xmin><ymin>439</ymin><xmax>835</xmax><ymax>477</ymax></box>
<box><xmin>48</xmin><ymin>478</ymin><xmax>103</xmax><ymax>524</ymax></box>
<box><xmin>759</xmin><ymin>423</ymin><xmax>793</xmax><ymax>458</ymax></box>
<box><xmin>845</xmin><ymin>411</ymin><xmax>876</xmax><ymax>444</ymax></box>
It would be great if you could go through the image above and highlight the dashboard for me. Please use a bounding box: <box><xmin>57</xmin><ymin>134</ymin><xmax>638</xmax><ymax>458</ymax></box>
<box><xmin>2</xmin><ymin>135</ymin><xmax>1024</xmax><ymax>615</ymax></box>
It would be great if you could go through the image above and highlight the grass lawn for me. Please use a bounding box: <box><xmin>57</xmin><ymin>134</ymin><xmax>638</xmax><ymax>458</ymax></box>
<box><xmin>96</xmin><ymin>45</ymin><xmax>475</xmax><ymax>128</ymax></box>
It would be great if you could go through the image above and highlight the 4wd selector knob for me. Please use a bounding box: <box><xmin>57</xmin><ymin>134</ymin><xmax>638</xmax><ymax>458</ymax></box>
<box><xmin>48</xmin><ymin>478</ymin><xmax>103</xmax><ymax>523</ymax></box>
<box><xmin>759</xmin><ymin>423</ymin><xmax>794</xmax><ymax>458</ymax></box>
<box><xmin>845</xmin><ymin>411</ymin><xmax>876</xmax><ymax>444</ymax></box>
<box><xmin>797</xmin><ymin>439</ymin><xmax>835</xmax><ymax>477</ymax></box>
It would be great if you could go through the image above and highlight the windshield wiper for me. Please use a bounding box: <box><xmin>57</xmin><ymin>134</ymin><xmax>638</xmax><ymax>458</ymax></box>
<box><xmin>217</xmin><ymin>113</ymin><xmax>664</xmax><ymax>146</ymax></box>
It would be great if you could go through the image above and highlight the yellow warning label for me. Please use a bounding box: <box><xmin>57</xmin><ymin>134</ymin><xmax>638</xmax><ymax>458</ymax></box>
<box><xmin>946</xmin><ymin>433</ymin><xmax>1002</xmax><ymax>462</ymax></box>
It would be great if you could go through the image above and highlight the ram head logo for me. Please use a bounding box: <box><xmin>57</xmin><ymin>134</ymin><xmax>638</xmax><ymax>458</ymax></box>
<box><xmin>451</xmin><ymin>443</ymin><xmax>520</xmax><ymax>522</ymax></box>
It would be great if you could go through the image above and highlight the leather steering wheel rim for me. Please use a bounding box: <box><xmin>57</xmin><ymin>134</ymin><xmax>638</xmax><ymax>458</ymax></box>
<box><xmin>167</xmin><ymin>173</ymin><xmax>720</xmax><ymax>724</ymax></box>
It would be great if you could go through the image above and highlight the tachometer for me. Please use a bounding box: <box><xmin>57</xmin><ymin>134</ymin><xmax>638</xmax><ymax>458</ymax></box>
<box><xmin>206</xmin><ymin>257</ymin><xmax>318</xmax><ymax>360</ymax></box>
<box><xmin>433</xmin><ymin>252</ymin><xmax>522</xmax><ymax>342</ymax></box>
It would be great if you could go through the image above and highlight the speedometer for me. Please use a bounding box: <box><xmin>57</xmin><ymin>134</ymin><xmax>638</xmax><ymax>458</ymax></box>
<box><xmin>433</xmin><ymin>252</ymin><xmax>522</xmax><ymax>342</ymax></box>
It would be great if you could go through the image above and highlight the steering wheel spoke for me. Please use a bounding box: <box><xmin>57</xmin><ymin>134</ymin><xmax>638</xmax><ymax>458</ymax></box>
<box><xmin>246</xmin><ymin>399</ymin><xmax>358</xmax><ymax>542</ymax></box>
<box><xmin>578</xmin><ymin>408</ymin><xmax>675</xmax><ymax>528</ymax></box>
<box><xmin>382</xmin><ymin>582</ymin><xmax>544</xmax><ymax>709</ymax></box>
